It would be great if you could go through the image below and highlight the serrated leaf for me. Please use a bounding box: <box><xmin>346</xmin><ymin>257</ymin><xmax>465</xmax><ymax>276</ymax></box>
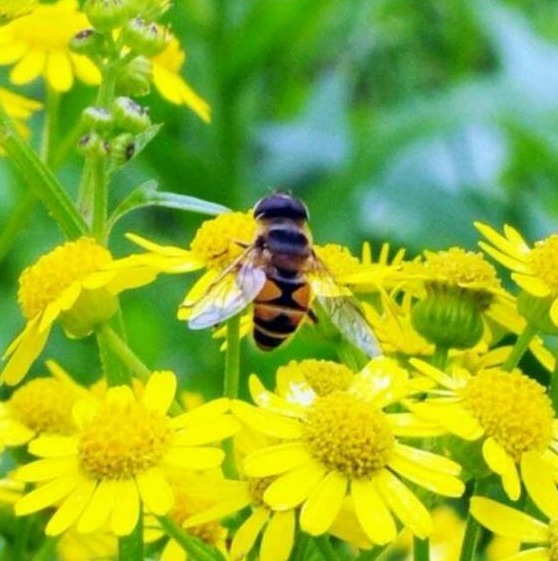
<box><xmin>107</xmin><ymin>180</ymin><xmax>230</xmax><ymax>234</ymax></box>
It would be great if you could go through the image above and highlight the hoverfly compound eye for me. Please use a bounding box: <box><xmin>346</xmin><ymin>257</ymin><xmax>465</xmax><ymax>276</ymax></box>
<box><xmin>254</xmin><ymin>193</ymin><xmax>309</xmax><ymax>221</ymax></box>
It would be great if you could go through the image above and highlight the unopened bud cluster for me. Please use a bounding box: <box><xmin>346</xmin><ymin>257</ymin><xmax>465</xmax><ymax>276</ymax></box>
<box><xmin>69</xmin><ymin>0</ymin><xmax>171</xmax><ymax>98</ymax></box>
<box><xmin>78</xmin><ymin>97</ymin><xmax>151</xmax><ymax>166</ymax></box>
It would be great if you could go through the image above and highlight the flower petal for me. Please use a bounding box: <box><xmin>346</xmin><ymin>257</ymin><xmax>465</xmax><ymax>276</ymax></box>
<box><xmin>230</xmin><ymin>507</ymin><xmax>268</xmax><ymax>561</ymax></box>
<box><xmin>77</xmin><ymin>479</ymin><xmax>118</xmax><ymax>533</ymax></box>
<box><xmin>164</xmin><ymin>446</ymin><xmax>224</xmax><ymax>470</ymax></box>
<box><xmin>142</xmin><ymin>370</ymin><xmax>176</xmax><ymax>414</ymax></box>
<box><xmin>351</xmin><ymin>477</ymin><xmax>396</xmax><ymax>544</ymax></box>
<box><xmin>470</xmin><ymin>497</ymin><xmax>548</xmax><ymax>542</ymax></box>
<box><xmin>261</xmin><ymin>510</ymin><xmax>295</xmax><ymax>561</ymax></box>
<box><xmin>28</xmin><ymin>435</ymin><xmax>78</xmax><ymax>458</ymax></box>
<box><xmin>243</xmin><ymin>442</ymin><xmax>313</xmax><ymax>478</ymax></box>
<box><xmin>172</xmin><ymin>416</ymin><xmax>240</xmax><ymax>446</ymax></box>
<box><xmin>16</xmin><ymin>474</ymin><xmax>80</xmax><ymax>515</ymax></box>
<box><xmin>521</xmin><ymin>453</ymin><xmax>558</xmax><ymax>519</ymax></box>
<box><xmin>136</xmin><ymin>469</ymin><xmax>174</xmax><ymax>515</ymax></box>
<box><xmin>299</xmin><ymin>471</ymin><xmax>347</xmax><ymax>535</ymax></box>
<box><xmin>45</xmin><ymin>50</ymin><xmax>73</xmax><ymax>92</ymax></box>
<box><xmin>111</xmin><ymin>479</ymin><xmax>140</xmax><ymax>536</ymax></box>
<box><xmin>264</xmin><ymin>461</ymin><xmax>326</xmax><ymax>510</ymax></box>
<box><xmin>10</xmin><ymin>49</ymin><xmax>46</xmax><ymax>85</ymax></box>
<box><xmin>170</xmin><ymin>398</ymin><xmax>230</xmax><ymax>428</ymax></box>
<box><xmin>231</xmin><ymin>400</ymin><xmax>302</xmax><ymax>439</ymax></box>
<box><xmin>17</xmin><ymin>457</ymin><xmax>77</xmax><ymax>482</ymax></box>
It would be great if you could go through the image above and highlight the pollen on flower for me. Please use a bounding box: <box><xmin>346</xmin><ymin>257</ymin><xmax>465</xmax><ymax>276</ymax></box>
<box><xmin>278</xmin><ymin>359</ymin><xmax>354</xmax><ymax>397</ymax></box>
<box><xmin>18</xmin><ymin>238</ymin><xmax>112</xmax><ymax>320</ymax></box>
<box><xmin>302</xmin><ymin>392</ymin><xmax>395</xmax><ymax>479</ymax></box>
<box><xmin>9</xmin><ymin>378</ymin><xmax>81</xmax><ymax>435</ymax></box>
<box><xmin>529</xmin><ymin>235</ymin><xmax>558</xmax><ymax>295</ymax></box>
<box><xmin>315</xmin><ymin>244</ymin><xmax>361</xmax><ymax>278</ymax></box>
<box><xmin>460</xmin><ymin>370</ymin><xmax>553</xmax><ymax>461</ymax></box>
<box><xmin>189</xmin><ymin>212</ymin><xmax>255</xmax><ymax>270</ymax></box>
<box><xmin>78</xmin><ymin>401</ymin><xmax>173</xmax><ymax>479</ymax></box>
<box><xmin>423</xmin><ymin>248</ymin><xmax>500</xmax><ymax>289</ymax></box>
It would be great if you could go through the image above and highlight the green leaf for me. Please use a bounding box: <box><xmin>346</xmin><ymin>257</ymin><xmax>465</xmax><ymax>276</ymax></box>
<box><xmin>106</xmin><ymin>180</ymin><xmax>230</xmax><ymax>233</ymax></box>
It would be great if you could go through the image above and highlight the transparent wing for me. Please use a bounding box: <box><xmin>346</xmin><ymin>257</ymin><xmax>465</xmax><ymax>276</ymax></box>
<box><xmin>183</xmin><ymin>250</ymin><xmax>266</xmax><ymax>330</ymax></box>
<box><xmin>309</xmin><ymin>257</ymin><xmax>381</xmax><ymax>357</ymax></box>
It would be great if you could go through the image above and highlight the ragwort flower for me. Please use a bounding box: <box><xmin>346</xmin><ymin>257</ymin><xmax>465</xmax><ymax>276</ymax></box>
<box><xmin>471</xmin><ymin>461</ymin><xmax>558</xmax><ymax>561</ymax></box>
<box><xmin>151</xmin><ymin>35</ymin><xmax>211</xmax><ymax>123</ymax></box>
<box><xmin>15</xmin><ymin>371</ymin><xmax>239</xmax><ymax>536</ymax></box>
<box><xmin>0</xmin><ymin>0</ymin><xmax>100</xmax><ymax>92</ymax></box>
<box><xmin>231</xmin><ymin>359</ymin><xmax>464</xmax><ymax>545</ymax></box>
<box><xmin>409</xmin><ymin>359</ymin><xmax>557</xmax><ymax>501</ymax></box>
<box><xmin>1</xmin><ymin>237</ymin><xmax>159</xmax><ymax>386</ymax></box>
<box><xmin>0</xmin><ymin>87</ymin><xmax>41</xmax><ymax>140</ymax></box>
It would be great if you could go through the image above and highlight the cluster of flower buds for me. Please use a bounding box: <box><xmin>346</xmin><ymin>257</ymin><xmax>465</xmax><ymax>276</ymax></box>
<box><xmin>78</xmin><ymin>97</ymin><xmax>151</xmax><ymax>166</ymax></box>
<box><xmin>69</xmin><ymin>0</ymin><xmax>171</xmax><ymax>98</ymax></box>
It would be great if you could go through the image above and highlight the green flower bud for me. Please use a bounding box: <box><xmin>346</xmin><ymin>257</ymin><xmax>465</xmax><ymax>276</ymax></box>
<box><xmin>122</xmin><ymin>18</ymin><xmax>169</xmax><ymax>57</ymax></box>
<box><xmin>517</xmin><ymin>292</ymin><xmax>558</xmax><ymax>336</ymax></box>
<box><xmin>115</xmin><ymin>56</ymin><xmax>152</xmax><ymax>97</ymax></box>
<box><xmin>69</xmin><ymin>28</ymin><xmax>107</xmax><ymax>57</ymax></box>
<box><xmin>84</xmin><ymin>0</ymin><xmax>132</xmax><ymax>31</ymax></box>
<box><xmin>112</xmin><ymin>97</ymin><xmax>151</xmax><ymax>133</ymax></box>
<box><xmin>78</xmin><ymin>132</ymin><xmax>109</xmax><ymax>159</ymax></box>
<box><xmin>109</xmin><ymin>133</ymin><xmax>137</xmax><ymax>166</ymax></box>
<box><xmin>81</xmin><ymin>107</ymin><xmax>114</xmax><ymax>135</ymax></box>
<box><xmin>411</xmin><ymin>284</ymin><xmax>488</xmax><ymax>350</ymax></box>
<box><xmin>127</xmin><ymin>0</ymin><xmax>170</xmax><ymax>20</ymax></box>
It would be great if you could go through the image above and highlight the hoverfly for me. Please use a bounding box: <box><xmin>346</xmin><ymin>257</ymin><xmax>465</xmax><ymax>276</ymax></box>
<box><xmin>182</xmin><ymin>193</ymin><xmax>380</xmax><ymax>356</ymax></box>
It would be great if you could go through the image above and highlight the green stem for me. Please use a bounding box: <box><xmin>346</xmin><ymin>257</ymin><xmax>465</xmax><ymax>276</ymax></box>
<box><xmin>96</xmin><ymin>322</ymin><xmax>134</xmax><ymax>387</ymax></box>
<box><xmin>502</xmin><ymin>321</ymin><xmax>538</xmax><ymax>372</ymax></box>
<box><xmin>91</xmin><ymin>155</ymin><xmax>108</xmax><ymax>242</ymax></box>
<box><xmin>40</xmin><ymin>87</ymin><xmax>60</xmax><ymax>166</ymax></box>
<box><xmin>314</xmin><ymin>536</ymin><xmax>345</xmax><ymax>561</ymax></box>
<box><xmin>30</xmin><ymin>537</ymin><xmax>58</xmax><ymax>561</ymax></box>
<box><xmin>0</xmin><ymin>100</ymin><xmax>87</xmax><ymax>238</ymax></box>
<box><xmin>413</xmin><ymin>536</ymin><xmax>429</xmax><ymax>561</ymax></box>
<box><xmin>224</xmin><ymin>314</ymin><xmax>241</xmax><ymax>399</ymax></box>
<box><xmin>0</xmin><ymin>190</ymin><xmax>35</xmax><ymax>264</ymax></box>
<box><xmin>431</xmin><ymin>345</ymin><xmax>449</xmax><ymax>370</ymax></box>
<box><xmin>458</xmin><ymin>479</ymin><xmax>489</xmax><ymax>561</ymax></box>
<box><xmin>118</xmin><ymin>509</ymin><xmax>143</xmax><ymax>561</ymax></box>
<box><xmin>11</xmin><ymin>515</ymin><xmax>32</xmax><ymax>561</ymax></box>
<box><xmin>356</xmin><ymin>546</ymin><xmax>387</xmax><ymax>561</ymax></box>
<box><xmin>550</xmin><ymin>357</ymin><xmax>558</xmax><ymax>412</ymax></box>
<box><xmin>158</xmin><ymin>517</ymin><xmax>222</xmax><ymax>561</ymax></box>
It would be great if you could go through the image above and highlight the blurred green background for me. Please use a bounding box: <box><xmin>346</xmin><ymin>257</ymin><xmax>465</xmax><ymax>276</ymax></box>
<box><xmin>2</xmin><ymin>0</ymin><xmax>558</xmax><ymax>396</ymax></box>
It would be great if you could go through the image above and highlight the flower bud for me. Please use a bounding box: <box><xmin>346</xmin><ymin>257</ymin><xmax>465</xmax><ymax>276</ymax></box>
<box><xmin>109</xmin><ymin>133</ymin><xmax>137</xmax><ymax>166</ymax></box>
<box><xmin>411</xmin><ymin>284</ymin><xmax>486</xmax><ymax>350</ymax></box>
<box><xmin>112</xmin><ymin>97</ymin><xmax>151</xmax><ymax>133</ymax></box>
<box><xmin>126</xmin><ymin>0</ymin><xmax>170</xmax><ymax>20</ymax></box>
<box><xmin>115</xmin><ymin>56</ymin><xmax>152</xmax><ymax>97</ymax></box>
<box><xmin>69</xmin><ymin>28</ymin><xmax>107</xmax><ymax>57</ymax></box>
<box><xmin>122</xmin><ymin>18</ymin><xmax>169</xmax><ymax>57</ymax></box>
<box><xmin>81</xmin><ymin>107</ymin><xmax>114</xmax><ymax>135</ymax></box>
<box><xmin>84</xmin><ymin>0</ymin><xmax>132</xmax><ymax>31</ymax></box>
<box><xmin>78</xmin><ymin>132</ymin><xmax>109</xmax><ymax>159</ymax></box>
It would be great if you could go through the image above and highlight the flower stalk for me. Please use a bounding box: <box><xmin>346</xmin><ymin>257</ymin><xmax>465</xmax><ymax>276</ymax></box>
<box><xmin>118</xmin><ymin>511</ymin><xmax>144</xmax><ymax>561</ymax></box>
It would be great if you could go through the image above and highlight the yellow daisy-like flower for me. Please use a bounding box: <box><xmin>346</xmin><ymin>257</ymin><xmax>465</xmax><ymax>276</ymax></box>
<box><xmin>476</xmin><ymin>222</ymin><xmax>558</xmax><ymax>329</ymax></box>
<box><xmin>0</xmin><ymin>0</ymin><xmax>101</xmax><ymax>92</ymax></box>
<box><xmin>409</xmin><ymin>359</ymin><xmax>557</xmax><ymax>501</ymax></box>
<box><xmin>231</xmin><ymin>360</ymin><xmax>464</xmax><ymax>545</ymax></box>
<box><xmin>471</xmin><ymin>461</ymin><xmax>558</xmax><ymax>561</ymax></box>
<box><xmin>151</xmin><ymin>35</ymin><xmax>211</xmax><ymax>123</ymax></box>
<box><xmin>1</xmin><ymin>237</ymin><xmax>159</xmax><ymax>386</ymax></box>
<box><xmin>0</xmin><ymin>361</ymin><xmax>86</xmax><ymax>450</ymax></box>
<box><xmin>14</xmin><ymin>371</ymin><xmax>240</xmax><ymax>536</ymax></box>
<box><xmin>0</xmin><ymin>0</ymin><xmax>38</xmax><ymax>24</ymax></box>
<box><xmin>144</xmin><ymin>471</ymin><xmax>228</xmax><ymax>561</ymax></box>
<box><xmin>0</xmin><ymin>87</ymin><xmax>41</xmax><ymax>140</ymax></box>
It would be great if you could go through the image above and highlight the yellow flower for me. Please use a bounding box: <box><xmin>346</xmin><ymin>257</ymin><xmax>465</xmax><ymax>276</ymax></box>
<box><xmin>0</xmin><ymin>361</ymin><xmax>86</xmax><ymax>450</ymax></box>
<box><xmin>151</xmin><ymin>35</ymin><xmax>211</xmax><ymax>123</ymax></box>
<box><xmin>15</xmin><ymin>371</ymin><xmax>239</xmax><ymax>536</ymax></box>
<box><xmin>231</xmin><ymin>360</ymin><xmax>464</xmax><ymax>545</ymax></box>
<box><xmin>0</xmin><ymin>0</ymin><xmax>38</xmax><ymax>24</ymax></box>
<box><xmin>1</xmin><ymin>237</ymin><xmax>159</xmax><ymax>386</ymax></box>
<box><xmin>0</xmin><ymin>87</ymin><xmax>41</xmax><ymax>143</ymax></box>
<box><xmin>477</xmin><ymin>222</ymin><xmax>558</xmax><ymax>330</ymax></box>
<box><xmin>409</xmin><ymin>359</ymin><xmax>558</xmax><ymax>501</ymax></box>
<box><xmin>471</xmin><ymin>468</ymin><xmax>558</xmax><ymax>561</ymax></box>
<box><xmin>144</xmin><ymin>471</ymin><xmax>228</xmax><ymax>561</ymax></box>
<box><xmin>0</xmin><ymin>0</ymin><xmax>100</xmax><ymax>92</ymax></box>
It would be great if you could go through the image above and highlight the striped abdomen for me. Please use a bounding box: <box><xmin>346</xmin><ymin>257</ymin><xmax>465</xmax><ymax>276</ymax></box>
<box><xmin>252</xmin><ymin>271</ymin><xmax>311</xmax><ymax>350</ymax></box>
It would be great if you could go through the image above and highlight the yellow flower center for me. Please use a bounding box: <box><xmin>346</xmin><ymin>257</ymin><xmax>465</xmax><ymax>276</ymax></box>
<box><xmin>549</xmin><ymin>519</ymin><xmax>558</xmax><ymax>561</ymax></box>
<box><xmin>424</xmin><ymin>247</ymin><xmax>500</xmax><ymax>289</ymax></box>
<box><xmin>5</xmin><ymin>0</ymin><xmax>89</xmax><ymax>50</ymax></box>
<box><xmin>248</xmin><ymin>477</ymin><xmax>274</xmax><ymax>506</ymax></box>
<box><xmin>18</xmin><ymin>237</ymin><xmax>112</xmax><ymax>320</ymax></box>
<box><xmin>314</xmin><ymin>244</ymin><xmax>361</xmax><ymax>278</ymax></box>
<box><xmin>461</xmin><ymin>370</ymin><xmax>553</xmax><ymax>461</ymax></box>
<box><xmin>278</xmin><ymin>360</ymin><xmax>354</xmax><ymax>397</ymax></box>
<box><xmin>9</xmin><ymin>378</ymin><xmax>80</xmax><ymax>435</ymax></box>
<box><xmin>78</xmin><ymin>401</ymin><xmax>173</xmax><ymax>479</ymax></box>
<box><xmin>529</xmin><ymin>235</ymin><xmax>558</xmax><ymax>295</ymax></box>
<box><xmin>302</xmin><ymin>392</ymin><xmax>395</xmax><ymax>479</ymax></box>
<box><xmin>190</xmin><ymin>212</ymin><xmax>256</xmax><ymax>270</ymax></box>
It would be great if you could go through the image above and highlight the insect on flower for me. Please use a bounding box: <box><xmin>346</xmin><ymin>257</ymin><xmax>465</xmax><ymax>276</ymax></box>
<box><xmin>183</xmin><ymin>193</ymin><xmax>380</xmax><ymax>356</ymax></box>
